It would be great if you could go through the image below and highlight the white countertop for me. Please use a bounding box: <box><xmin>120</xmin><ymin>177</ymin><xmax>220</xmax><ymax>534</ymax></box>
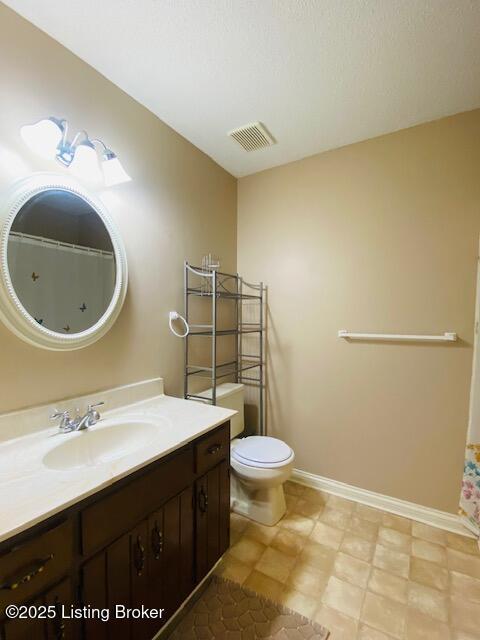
<box><xmin>0</xmin><ymin>389</ymin><xmax>235</xmax><ymax>544</ymax></box>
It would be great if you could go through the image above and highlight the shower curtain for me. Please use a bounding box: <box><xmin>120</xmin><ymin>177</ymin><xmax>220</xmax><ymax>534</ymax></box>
<box><xmin>7</xmin><ymin>233</ymin><xmax>115</xmax><ymax>334</ymax></box>
<box><xmin>460</xmin><ymin>266</ymin><xmax>480</xmax><ymax>537</ymax></box>
<box><xmin>461</xmin><ymin>439</ymin><xmax>480</xmax><ymax>536</ymax></box>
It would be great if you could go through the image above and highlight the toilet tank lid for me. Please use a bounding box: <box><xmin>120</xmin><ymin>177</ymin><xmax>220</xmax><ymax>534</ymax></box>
<box><xmin>233</xmin><ymin>436</ymin><xmax>292</xmax><ymax>464</ymax></box>
<box><xmin>196</xmin><ymin>382</ymin><xmax>244</xmax><ymax>401</ymax></box>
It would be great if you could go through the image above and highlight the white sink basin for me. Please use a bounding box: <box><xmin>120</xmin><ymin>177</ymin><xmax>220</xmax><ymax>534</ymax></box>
<box><xmin>43</xmin><ymin>417</ymin><xmax>169</xmax><ymax>471</ymax></box>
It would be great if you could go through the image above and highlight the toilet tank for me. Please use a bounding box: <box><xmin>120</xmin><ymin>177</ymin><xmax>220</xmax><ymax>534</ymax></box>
<box><xmin>196</xmin><ymin>383</ymin><xmax>245</xmax><ymax>439</ymax></box>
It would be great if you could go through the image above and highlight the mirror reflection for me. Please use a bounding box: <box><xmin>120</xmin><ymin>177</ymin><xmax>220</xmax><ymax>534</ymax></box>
<box><xmin>7</xmin><ymin>189</ymin><xmax>116</xmax><ymax>334</ymax></box>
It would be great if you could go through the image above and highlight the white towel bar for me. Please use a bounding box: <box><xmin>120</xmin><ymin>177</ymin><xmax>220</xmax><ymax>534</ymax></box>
<box><xmin>338</xmin><ymin>330</ymin><xmax>457</xmax><ymax>342</ymax></box>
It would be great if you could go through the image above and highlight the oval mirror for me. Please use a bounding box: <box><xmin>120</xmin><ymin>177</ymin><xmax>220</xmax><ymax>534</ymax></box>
<box><xmin>0</xmin><ymin>174</ymin><xmax>127</xmax><ymax>350</ymax></box>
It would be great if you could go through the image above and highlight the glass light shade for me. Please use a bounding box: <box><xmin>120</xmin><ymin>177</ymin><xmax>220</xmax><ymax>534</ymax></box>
<box><xmin>69</xmin><ymin>142</ymin><xmax>103</xmax><ymax>183</ymax></box>
<box><xmin>20</xmin><ymin>118</ymin><xmax>63</xmax><ymax>159</ymax></box>
<box><xmin>102</xmin><ymin>155</ymin><xmax>131</xmax><ymax>187</ymax></box>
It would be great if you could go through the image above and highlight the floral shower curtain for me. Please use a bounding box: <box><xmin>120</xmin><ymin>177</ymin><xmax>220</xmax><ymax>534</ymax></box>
<box><xmin>460</xmin><ymin>266</ymin><xmax>480</xmax><ymax>537</ymax></box>
<box><xmin>461</xmin><ymin>440</ymin><xmax>480</xmax><ymax>535</ymax></box>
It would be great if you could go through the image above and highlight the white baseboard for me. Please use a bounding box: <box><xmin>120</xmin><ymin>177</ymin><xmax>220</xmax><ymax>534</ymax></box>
<box><xmin>292</xmin><ymin>468</ymin><xmax>476</xmax><ymax>539</ymax></box>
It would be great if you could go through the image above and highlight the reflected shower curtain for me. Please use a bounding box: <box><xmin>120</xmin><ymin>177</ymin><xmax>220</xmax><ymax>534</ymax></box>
<box><xmin>7</xmin><ymin>233</ymin><xmax>115</xmax><ymax>333</ymax></box>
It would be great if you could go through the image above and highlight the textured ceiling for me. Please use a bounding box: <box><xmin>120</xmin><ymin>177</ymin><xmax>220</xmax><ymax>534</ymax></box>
<box><xmin>4</xmin><ymin>0</ymin><xmax>480</xmax><ymax>177</ymax></box>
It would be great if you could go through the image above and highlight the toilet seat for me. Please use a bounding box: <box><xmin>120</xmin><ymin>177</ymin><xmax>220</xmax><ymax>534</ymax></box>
<box><xmin>232</xmin><ymin>436</ymin><xmax>294</xmax><ymax>469</ymax></box>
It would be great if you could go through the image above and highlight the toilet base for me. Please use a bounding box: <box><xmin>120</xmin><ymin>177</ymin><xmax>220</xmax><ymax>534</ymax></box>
<box><xmin>231</xmin><ymin>479</ymin><xmax>287</xmax><ymax>526</ymax></box>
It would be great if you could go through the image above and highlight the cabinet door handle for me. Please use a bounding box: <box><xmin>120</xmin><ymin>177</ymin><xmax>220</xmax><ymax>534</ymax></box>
<box><xmin>151</xmin><ymin>522</ymin><xmax>163</xmax><ymax>560</ymax></box>
<box><xmin>133</xmin><ymin>535</ymin><xmax>145</xmax><ymax>576</ymax></box>
<box><xmin>0</xmin><ymin>554</ymin><xmax>54</xmax><ymax>591</ymax></box>
<box><xmin>198</xmin><ymin>487</ymin><xmax>208</xmax><ymax>513</ymax></box>
<box><xmin>207</xmin><ymin>444</ymin><xmax>221</xmax><ymax>455</ymax></box>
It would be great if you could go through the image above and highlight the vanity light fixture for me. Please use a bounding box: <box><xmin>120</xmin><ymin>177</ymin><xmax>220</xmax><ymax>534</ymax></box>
<box><xmin>20</xmin><ymin>117</ymin><xmax>131</xmax><ymax>186</ymax></box>
<box><xmin>94</xmin><ymin>141</ymin><xmax>132</xmax><ymax>187</ymax></box>
<box><xmin>20</xmin><ymin>117</ymin><xmax>66</xmax><ymax>160</ymax></box>
<box><xmin>69</xmin><ymin>138</ymin><xmax>103</xmax><ymax>184</ymax></box>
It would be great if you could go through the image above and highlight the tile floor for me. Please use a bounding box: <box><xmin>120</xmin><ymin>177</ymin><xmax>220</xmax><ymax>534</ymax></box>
<box><xmin>215</xmin><ymin>481</ymin><xmax>480</xmax><ymax>640</ymax></box>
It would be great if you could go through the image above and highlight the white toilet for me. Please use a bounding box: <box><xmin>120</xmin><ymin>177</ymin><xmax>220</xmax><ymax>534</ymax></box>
<box><xmin>198</xmin><ymin>383</ymin><xmax>295</xmax><ymax>526</ymax></box>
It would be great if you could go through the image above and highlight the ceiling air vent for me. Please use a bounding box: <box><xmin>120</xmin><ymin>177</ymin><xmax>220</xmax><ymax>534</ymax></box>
<box><xmin>228</xmin><ymin>122</ymin><xmax>276</xmax><ymax>152</ymax></box>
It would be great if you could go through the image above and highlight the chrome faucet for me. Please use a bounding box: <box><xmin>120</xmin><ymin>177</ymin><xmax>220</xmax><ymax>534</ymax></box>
<box><xmin>50</xmin><ymin>402</ymin><xmax>104</xmax><ymax>433</ymax></box>
<box><xmin>76</xmin><ymin>402</ymin><xmax>104</xmax><ymax>430</ymax></box>
<box><xmin>50</xmin><ymin>409</ymin><xmax>76</xmax><ymax>433</ymax></box>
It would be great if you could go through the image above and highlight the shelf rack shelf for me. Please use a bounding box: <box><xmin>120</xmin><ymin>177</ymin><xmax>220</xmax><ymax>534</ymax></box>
<box><xmin>188</xmin><ymin>325</ymin><xmax>262</xmax><ymax>336</ymax></box>
<box><xmin>187</xmin><ymin>287</ymin><xmax>262</xmax><ymax>300</ymax></box>
<box><xmin>184</xmin><ymin>261</ymin><xmax>266</xmax><ymax>435</ymax></box>
<box><xmin>186</xmin><ymin>358</ymin><xmax>261</xmax><ymax>378</ymax></box>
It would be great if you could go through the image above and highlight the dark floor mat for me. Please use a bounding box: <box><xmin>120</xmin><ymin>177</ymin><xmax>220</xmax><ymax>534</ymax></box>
<box><xmin>167</xmin><ymin>575</ymin><xmax>329</xmax><ymax>639</ymax></box>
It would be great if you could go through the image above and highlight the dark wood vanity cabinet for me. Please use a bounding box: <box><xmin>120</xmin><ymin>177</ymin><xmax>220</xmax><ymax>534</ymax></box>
<box><xmin>0</xmin><ymin>421</ymin><xmax>230</xmax><ymax>640</ymax></box>
<box><xmin>82</xmin><ymin>486</ymin><xmax>195</xmax><ymax>640</ymax></box>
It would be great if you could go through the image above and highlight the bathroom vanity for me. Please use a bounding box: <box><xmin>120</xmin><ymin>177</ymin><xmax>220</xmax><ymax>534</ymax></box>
<box><xmin>0</xmin><ymin>381</ymin><xmax>234</xmax><ymax>640</ymax></box>
<box><xmin>0</xmin><ymin>176</ymin><xmax>235</xmax><ymax>638</ymax></box>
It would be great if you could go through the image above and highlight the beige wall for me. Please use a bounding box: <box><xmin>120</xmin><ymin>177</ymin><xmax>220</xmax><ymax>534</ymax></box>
<box><xmin>238</xmin><ymin>109</ymin><xmax>480</xmax><ymax>513</ymax></box>
<box><xmin>0</xmin><ymin>5</ymin><xmax>236</xmax><ymax>413</ymax></box>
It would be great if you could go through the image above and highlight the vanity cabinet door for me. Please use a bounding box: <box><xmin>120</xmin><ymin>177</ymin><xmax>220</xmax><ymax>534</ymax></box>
<box><xmin>162</xmin><ymin>487</ymin><xmax>194</xmax><ymax>616</ymax></box>
<box><xmin>82</xmin><ymin>521</ymin><xmax>154</xmax><ymax>640</ymax></box>
<box><xmin>146</xmin><ymin>487</ymin><xmax>194</xmax><ymax>636</ymax></box>
<box><xmin>195</xmin><ymin>459</ymin><xmax>230</xmax><ymax>582</ymax></box>
<box><xmin>82</xmin><ymin>528</ymin><xmax>139</xmax><ymax>640</ymax></box>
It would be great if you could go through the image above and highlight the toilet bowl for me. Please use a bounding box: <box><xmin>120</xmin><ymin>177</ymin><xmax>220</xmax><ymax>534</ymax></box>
<box><xmin>231</xmin><ymin>435</ymin><xmax>294</xmax><ymax>526</ymax></box>
<box><xmin>196</xmin><ymin>382</ymin><xmax>294</xmax><ymax>526</ymax></box>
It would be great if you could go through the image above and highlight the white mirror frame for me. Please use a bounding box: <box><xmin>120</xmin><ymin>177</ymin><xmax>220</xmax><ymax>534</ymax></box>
<box><xmin>0</xmin><ymin>173</ymin><xmax>128</xmax><ymax>350</ymax></box>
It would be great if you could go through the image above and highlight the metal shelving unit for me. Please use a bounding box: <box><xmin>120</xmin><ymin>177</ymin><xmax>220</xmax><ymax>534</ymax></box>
<box><xmin>184</xmin><ymin>261</ymin><xmax>265</xmax><ymax>435</ymax></box>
